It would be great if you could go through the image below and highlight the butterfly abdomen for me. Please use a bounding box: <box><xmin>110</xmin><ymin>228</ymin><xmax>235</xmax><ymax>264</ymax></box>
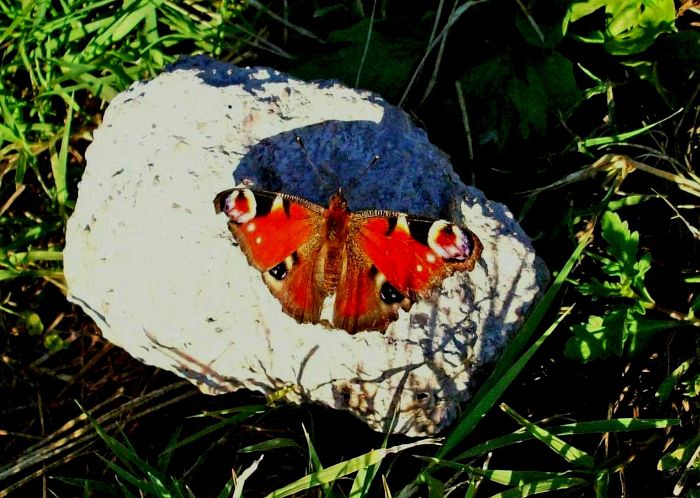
<box><xmin>321</xmin><ymin>192</ymin><xmax>352</xmax><ymax>292</ymax></box>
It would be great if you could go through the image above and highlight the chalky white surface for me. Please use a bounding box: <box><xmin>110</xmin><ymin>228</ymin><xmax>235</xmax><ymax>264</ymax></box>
<box><xmin>64</xmin><ymin>57</ymin><xmax>547</xmax><ymax>436</ymax></box>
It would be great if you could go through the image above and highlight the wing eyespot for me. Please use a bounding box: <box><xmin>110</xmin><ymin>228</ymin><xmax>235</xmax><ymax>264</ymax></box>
<box><xmin>268</xmin><ymin>261</ymin><xmax>288</xmax><ymax>280</ymax></box>
<box><xmin>380</xmin><ymin>281</ymin><xmax>404</xmax><ymax>305</ymax></box>
<box><xmin>267</xmin><ymin>251</ymin><xmax>299</xmax><ymax>281</ymax></box>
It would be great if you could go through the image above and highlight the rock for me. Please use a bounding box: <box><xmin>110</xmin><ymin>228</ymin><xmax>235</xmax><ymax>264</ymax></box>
<box><xmin>63</xmin><ymin>56</ymin><xmax>547</xmax><ymax>436</ymax></box>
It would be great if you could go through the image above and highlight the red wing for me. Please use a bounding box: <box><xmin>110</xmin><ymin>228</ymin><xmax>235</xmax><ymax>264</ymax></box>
<box><xmin>214</xmin><ymin>187</ymin><xmax>328</xmax><ymax>324</ymax></box>
<box><xmin>333</xmin><ymin>212</ymin><xmax>482</xmax><ymax>333</ymax></box>
<box><xmin>332</xmin><ymin>243</ymin><xmax>408</xmax><ymax>333</ymax></box>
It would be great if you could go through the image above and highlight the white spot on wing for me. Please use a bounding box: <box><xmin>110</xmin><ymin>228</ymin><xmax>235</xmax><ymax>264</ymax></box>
<box><xmin>396</xmin><ymin>214</ymin><xmax>410</xmax><ymax>234</ymax></box>
<box><xmin>284</xmin><ymin>254</ymin><xmax>295</xmax><ymax>269</ymax></box>
<box><xmin>227</xmin><ymin>189</ymin><xmax>257</xmax><ymax>224</ymax></box>
<box><xmin>246</xmin><ymin>223</ymin><xmax>256</xmax><ymax>232</ymax></box>
<box><xmin>428</xmin><ymin>220</ymin><xmax>468</xmax><ymax>260</ymax></box>
<box><xmin>416</xmin><ymin>264</ymin><xmax>423</xmax><ymax>272</ymax></box>
<box><xmin>272</xmin><ymin>195</ymin><xmax>284</xmax><ymax>212</ymax></box>
<box><xmin>426</xmin><ymin>253</ymin><xmax>436</xmax><ymax>264</ymax></box>
<box><xmin>372</xmin><ymin>269</ymin><xmax>387</xmax><ymax>288</ymax></box>
<box><xmin>255</xmin><ymin>236</ymin><xmax>262</xmax><ymax>245</ymax></box>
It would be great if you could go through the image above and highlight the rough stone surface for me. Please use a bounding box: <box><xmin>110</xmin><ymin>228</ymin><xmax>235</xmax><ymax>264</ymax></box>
<box><xmin>64</xmin><ymin>56</ymin><xmax>548</xmax><ymax>436</ymax></box>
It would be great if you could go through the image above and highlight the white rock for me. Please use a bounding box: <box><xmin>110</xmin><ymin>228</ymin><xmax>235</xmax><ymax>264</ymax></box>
<box><xmin>63</xmin><ymin>56</ymin><xmax>547</xmax><ymax>436</ymax></box>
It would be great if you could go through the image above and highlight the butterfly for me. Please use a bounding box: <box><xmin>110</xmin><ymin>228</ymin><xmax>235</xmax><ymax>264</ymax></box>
<box><xmin>214</xmin><ymin>186</ymin><xmax>483</xmax><ymax>334</ymax></box>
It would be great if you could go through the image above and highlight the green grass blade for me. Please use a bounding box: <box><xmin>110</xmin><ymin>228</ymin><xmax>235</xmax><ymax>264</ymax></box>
<box><xmin>98</xmin><ymin>458</ymin><xmax>150</xmax><ymax>494</ymax></box>
<box><xmin>435</xmin><ymin>233</ymin><xmax>591</xmax><ymax>459</ymax></box>
<box><xmin>437</xmin><ymin>303</ymin><xmax>577</xmax><ymax>460</ymax></box>
<box><xmin>3</xmin><ymin>250</ymin><xmax>63</xmax><ymax>264</ymax></box>
<box><xmin>166</xmin><ymin>407</ymin><xmax>263</xmax><ymax>452</ymax></box>
<box><xmin>495</xmin><ymin>477</ymin><xmax>588</xmax><ymax>496</ymax></box>
<box><xmin>500</xmin><ymin>403</ymin><xmax>597</xmax><ymax>469</ymax></box>
<box><xmin>266</xmin><ymin>440</ymin><xmax>438</xmax><ymax>498</ymax></box>
<box><xmin>302</xmin><ymin>424</ymin><xmax>337</xmax><ymax>498</ymax></box>
<box><xmin>0</xmin><ymin>269</ymin><xmax>64</xmax><ymax>281</ymax></box>
<box><xmin>156</xmin><ymin>424</ymin><xmax>183</xmax><ymax>472</ymax></box>
<box><xmin>349</xmin><ymin>412</ymin><xmax>394</xmax><ymax>498</ymax></box>
<box><xmin>51</xmin><ymin>93</ymin><xmax>73</xmax><ymax>207</ymax></box>
<box><xmin>215</xmin><ymin>477</ymin><xmax>235</xmax><ymax>498</ymax></box>
<box><xmin>578</xmin><ymin>108</ymin><xmax>683</xmax><ymax>151</ymax></box>
<box><xmin>453</xmin><ymin>418</ymin><xmax>680</xmax><ymax>460</ymax></box>
<box><xmin>90</xmin><ymin>424</ymin><xmax>163</xmax><ymax>482</ymax></box>
<box><xmin>419</xmin><ymin>457</ymin><xmax>590</xmax><ymax>486</ymax></box>
<box><xmin>239</xmin><ymin>438</ymin><xmax>302</xmax><ymax>453</ymax></box>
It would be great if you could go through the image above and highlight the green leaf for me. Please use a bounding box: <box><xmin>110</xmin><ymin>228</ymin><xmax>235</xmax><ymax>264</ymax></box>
<box><xmin>20</xmin><ymin>310</ymin><xmax>44</xmax><ymax>336</ymax></box>
<box><xmin>565</xmin><ymin>310</ymin><xmax>628</xmax><ymax>362</ymax></box>
<box><xmin>658</xmin><ymin>432</ymin><xmax>700</xmax><ymax>471</ymax></box>
<box><xmin>568</xmin><ymin>0</ymin><xmax>677</xmax><ymax>55</ymax></box>
<box><xmin>566</xmin><ymin>309</ymin><xmax>679</xmax><ymax>362</ymax></box>
<box><xmin>656</xmin><ymin>360</ymin><xmax>693</xmax><ymax>402</ymax></box>
<box><xmin>681</xmin><ymin>371</ymin><xmax>700</xmax><ymax>399</ymax></box>
<box><xmin>569</xmin><ymin>0</ymin><xmax>608</xmax><ymax>22</ymax></box>
<box><xmin>576</xmin><ymin>210</ymin><xmax>656</xmax><ymax>308</ymax></box>
<box><xmin>600</xmin><ymin>211</ymin><xmax>638</xmax><ymax>270</ymax></box>
<box><xmin>624</xmin><ymin>316</ymin><xmax>679</xmax><ymax>355</ymax></box>
<box><xmin>459</xmin><ymin>51</ymin><xmax>582</xmax><ymax>148</ymax></box>
<box><xmin>44</xmin><ymin>330</ymin><xmax>66</xmax><ymax>353</ymax></box>
<box><xmin>577</xmin><ymin>278</ymin><xmax>624</xmax><ymax>298</ymax></box>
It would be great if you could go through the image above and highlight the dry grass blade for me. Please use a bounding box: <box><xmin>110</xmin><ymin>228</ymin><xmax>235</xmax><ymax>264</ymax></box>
<box><xmin>655</xmin><ymin>190</ymin><xmax>700</xmax><ymax>240</ymax></box>
<box><xmin>0</xmin><ymin>184</ymin><xmax>25</xmax><ymax>217</ymax></box>
<box><xmin>398</xmin><ymin>0</ymin><xmax>488</xmax><ymax>107</ymax></box>
<box><xmin>523</xmin><ymin>153</ymin><xmax>700</xmax><ymax>197</ymax></box>
<box><xmin>455</xmin><ymin>81</ymin><xmax>474</xmax><ymax>163</ymax></box>
<box><xmin>247</xmin><ymin>0</ymin><xmax>324</xmax><ymax>43</ymax></box>
<box><xmin>0</xmin><ymin>381</ymin><xmax>195</xmax><ymax>496</ymax></box>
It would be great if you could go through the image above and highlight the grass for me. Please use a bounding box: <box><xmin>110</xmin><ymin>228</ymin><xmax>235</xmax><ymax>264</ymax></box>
<box><xmin>1</xmin><ymin>1</ymin><xmax>699</xmax><ymax>497</ymax></box>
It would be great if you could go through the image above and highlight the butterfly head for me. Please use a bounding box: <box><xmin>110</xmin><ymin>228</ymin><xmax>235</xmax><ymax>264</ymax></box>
<box><xmin>328</xmin><ymin>188</ymin><xmax>349</xmax><ymax>213</ymax></box>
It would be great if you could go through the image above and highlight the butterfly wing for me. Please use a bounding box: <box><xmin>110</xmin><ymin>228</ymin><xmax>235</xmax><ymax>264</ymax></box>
<box><xmin>333</xmin><ymin>212</ymin><xmax>482</xmax><ymax>333</ymax></box>
<box><xmin>214</xmin><ymin>187</ymin><xmax>328</xmax><ymax>324</ymax></box>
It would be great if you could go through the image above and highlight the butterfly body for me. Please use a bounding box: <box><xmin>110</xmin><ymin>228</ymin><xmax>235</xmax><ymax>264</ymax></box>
<box><xmin>215</xmin><ymin>186</ymin><xmax>482</xmax><ymax>334</ymax></box>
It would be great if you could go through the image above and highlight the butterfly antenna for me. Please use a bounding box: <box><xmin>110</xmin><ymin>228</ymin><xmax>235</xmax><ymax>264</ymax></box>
<box><xmin>346</xmin><ymin>154</ymin><xmax>380</xmax><ymax>192</ymax></box>
<box><xmin>295</xmin><ymin>136</ymin><xmax>326</xmax><ymax>184</ymax></box>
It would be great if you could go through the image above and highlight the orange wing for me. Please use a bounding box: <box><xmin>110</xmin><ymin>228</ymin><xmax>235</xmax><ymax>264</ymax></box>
<box><xmin>215</xmin><ymin>188</ymin><xmax>328</xmax><ymax>324</ymax></box>
<box><xmin>332</xmin><ymin>212</ymin><xmax>482</xmax><ymax>333</ymax></box>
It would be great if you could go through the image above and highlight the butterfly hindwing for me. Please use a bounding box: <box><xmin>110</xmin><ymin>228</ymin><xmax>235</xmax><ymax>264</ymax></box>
<box><xmin>215</xmin><ymin>187</ymin><xmax>327</xmax><ymax>324</ymax></box>
<box><xmin>332</xmin><ymin>239</ymin><xmax>410</xmax><ymax>333</ymax></box>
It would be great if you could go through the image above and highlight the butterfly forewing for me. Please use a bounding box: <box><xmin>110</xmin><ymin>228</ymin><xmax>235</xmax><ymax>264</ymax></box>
<box><xmin>352</xmin><ymin>213</ymin><xmax>482</xmax><ymax>296</ymax></box>
<box><xmin>215</xmin><ymin>187</ymin><xmax>328</xmax><ymax>323</ymax></box>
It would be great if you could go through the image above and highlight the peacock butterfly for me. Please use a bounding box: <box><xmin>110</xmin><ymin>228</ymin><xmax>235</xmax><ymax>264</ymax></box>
<box><xmin>214</xmin><ymin>185</ymin><xmax>483</xmax><ymax>334</ymax></box>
